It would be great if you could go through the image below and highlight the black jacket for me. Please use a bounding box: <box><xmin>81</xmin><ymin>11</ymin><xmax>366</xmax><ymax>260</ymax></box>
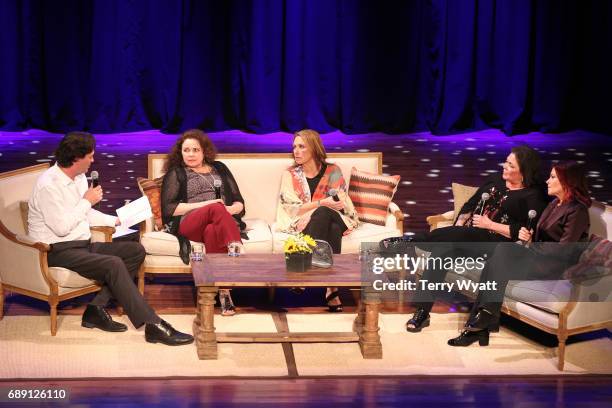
<box><xmin>458</xmin><ymin>174</ymin><xmax>548</xmax><ymax>241</ymax></box>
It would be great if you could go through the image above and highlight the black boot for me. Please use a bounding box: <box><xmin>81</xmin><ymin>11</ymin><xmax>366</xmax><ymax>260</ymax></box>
<box><xmin>448</xmin><ymin>329</ymin><xmax>490</xmax><ymax>347</ymax></box>
<box><xmin>466</xmin><ymin>308</ymin><xmax>496</xmax><ymax>332</ymax></box>
<box><xmin>405</xmin><ymin>308</ymin><xmax>430</xmax><ymax>333</ymax></box>
<box><xmin>82</xmin><ymin>305</ymin><xmax>128</xmax><ymax>332</ymax></box>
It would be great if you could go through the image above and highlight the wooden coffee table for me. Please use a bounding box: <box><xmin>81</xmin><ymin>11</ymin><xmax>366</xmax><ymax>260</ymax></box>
<box><xmin>191</xmin><ymin>253</ymin><xmax>382</xmax><ymax>360</ymax></box>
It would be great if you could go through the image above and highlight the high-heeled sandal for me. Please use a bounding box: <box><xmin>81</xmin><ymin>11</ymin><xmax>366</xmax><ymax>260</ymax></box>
<box><xmin>405</xmin><ymin>308</ymin><xmax>430</xmax><ymax>333</ymax></box>
<box><xmin>447</xmin><ymin>329</ymin><xmax>490</xmax><ymax>347</ymax></box>
<box><xmin>219</xmin><ymin>290</ymin><xmax>236</xmax><ymax>316</ymax></box>
<box><xmin>325</xmin><ymin>290</ymin><xmax>343</xmax><ymax>313</ymax></box>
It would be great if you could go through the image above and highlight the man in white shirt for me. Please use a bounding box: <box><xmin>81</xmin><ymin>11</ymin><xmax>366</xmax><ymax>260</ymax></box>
<box><xmin>29</xmin><ymin>132</ymin><xmax>193</xmax><ymax>346</ymax></box>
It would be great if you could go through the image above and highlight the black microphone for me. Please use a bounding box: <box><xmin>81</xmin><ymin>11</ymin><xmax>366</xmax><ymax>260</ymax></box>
<box><xmin>519</xmin><ymin>209</ymin><xmax>538</xmax><ymax>245</ymax></box>
<box><xmin>526</xmin><ymin>209</ymin><xmax>537</xmax><ymax>232</ymax></box>
<box><xmin>478</xmin><ymin>192</ymin><xmax>490</xmax><ymax>215</ymax></box>
<box><xmin>90</xmin><ymin>171</ymin><xmax>99</xmax><ymax>188</ymax></box>
<box><xmin>213</xmin><ymin>178</ymin><xmax>222</xmax><ymax>200</ymax></box>
<box><xmin>90</xmin><ymin>171</ymin><xmax>100</xmax><ymax>209</ymax></box>
<box><xmin>328</xmin><ymin>188</ymin><xmax>345</xmax><ymax>214</ymax></box>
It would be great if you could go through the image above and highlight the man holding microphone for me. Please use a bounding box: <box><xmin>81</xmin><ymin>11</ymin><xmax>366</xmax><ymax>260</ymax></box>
<box><xmin>28</xmin><ymin>131</ymin><xmax>193</xmax><ymax>346</ymax></box>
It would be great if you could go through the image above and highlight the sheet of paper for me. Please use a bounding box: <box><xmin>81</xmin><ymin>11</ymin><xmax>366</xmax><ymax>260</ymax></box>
<box><xmin>112</xmin><ymin>227</ymin><xmax>138</xmax><ymax>239</ymax></box>
<box><xmin>115</xmin><ymin>196</ymin><xmax>153</xmax><ymax>228</ymax></box>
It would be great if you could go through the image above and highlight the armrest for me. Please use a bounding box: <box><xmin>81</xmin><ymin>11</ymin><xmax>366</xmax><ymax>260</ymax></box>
<box><xmin>14</xmin><ymin>233</ymin><xmax>51</xmax><ymax>252</ymax></box>
<box><xmin>0</xmin><ymin>221</ymin><xmax>56</xmax><ymax>294</ymax></box>
<box><xmin>388</xmin><ymin>202</ymin><xmax>404</xmax><ymax>233</ymax></box>
<box><xmin>0</xmin><ymin>221</ymin><xmax>49</xmax><ymax>252</ymax></box>
<box><xmin>90</xmin><ymin>226</ymin><xmax>115</xmax><ymax>243</ymax></box>
<box><xmin>426</xmin><ymin>210</ymin><xmax>454</xmax><ymax>231</ymax></box>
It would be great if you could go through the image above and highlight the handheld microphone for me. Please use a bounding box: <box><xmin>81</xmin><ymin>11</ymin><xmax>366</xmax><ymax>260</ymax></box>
<box><xmin>213</xmin><ymin>179</ymin><xmax>222</xmax><ymax>200</ymax></box>
<box><xmin>90</xmin><ymin>171</ymin><xmax>100</xmax><ymax>209</ymax></box>
<box><xmin>526</xmin><ymin>209</ymin><xmax>537</xmax><ymax>232</ymax></box>
<box><xmin>328</xmin><ymin>188</ymin><xmax>345</xmax><ymax>214</ymax></box>
<box><xmin>90</xmin><ymin>171</ymin><xmax>99</xmax><ymax>188</ymax></box>
<box><xmin>518</xmin><ymin>209</ymin><xmax>538</xmax><ymax>245</ymax></box>
<box><xmin>328</xmin><ymin>188</ymin><xmax>340</xmax><ymax>202</ymax></box>
<box><xmin>478</xmin><ymin>192</ymin><xmax>490</xmax><ymax>215</ymax></box>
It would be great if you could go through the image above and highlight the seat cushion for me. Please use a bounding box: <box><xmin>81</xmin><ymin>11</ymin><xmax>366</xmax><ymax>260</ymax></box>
<box><xmin>49</xmin><ymin>267</ymin><xmax>98</xmax><ymax>289</ymax></box>
<box><xmin>141</xmin><ymin>231</ymin><xmax>180</xmax><ymax>256</ymax></box>
<box><xmin>271</xmin><ymin>221</ymin><xmax>400</xmax><ymax>254</ymax></box>
<box><xmin>141</xmin><ymin>218</ymin><xmax>272</xmax><ymax>256</ymax></box>
<box><xmin>348</xmin><ymin>168</ymin><xmax>400</xmax><ymax>226</ymax></box>
<box><xmin>504</xmin><ymin>279</ymin><xmax>572</xmax><ymax>313</ymax></box>
<box><xmin>502</xmin><ymin>299</ymin><xmax>561</xmax><ymax>329</ymax></box>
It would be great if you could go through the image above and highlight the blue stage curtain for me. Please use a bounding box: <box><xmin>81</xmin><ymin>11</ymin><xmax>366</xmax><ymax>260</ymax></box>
<box><xmin>0</xmin><ymin>0</ymin><xmax>609</xmax><ymax>134</ymax></box>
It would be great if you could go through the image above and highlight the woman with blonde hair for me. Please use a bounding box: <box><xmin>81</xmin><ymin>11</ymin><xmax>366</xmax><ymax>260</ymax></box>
<box><xmin>276</xmin><ymin>129</ymin><xmax>360</xmax><ymax>311</ymax></box>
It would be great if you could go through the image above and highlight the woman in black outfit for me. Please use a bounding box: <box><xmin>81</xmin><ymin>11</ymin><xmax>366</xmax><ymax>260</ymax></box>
<box><xmin>383</xmin><ymin>145</ymin><xmax>548</xmax><ymax>332</ymax></box>
<box><xmin>448</xmin><ymin>161</ymin><xmax>591</xmax><ymax>346</ymax></box>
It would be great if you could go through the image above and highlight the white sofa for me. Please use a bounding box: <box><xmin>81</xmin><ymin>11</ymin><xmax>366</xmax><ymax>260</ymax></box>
<box><xmin>137</xmin><ymin>153</ymin><xmax>404</xmax><ymax>291</ymax></box>
<box><xmin>427</xmin><ymin>201</ymin><xmax>612</xmax><ymax>370</ymax></box>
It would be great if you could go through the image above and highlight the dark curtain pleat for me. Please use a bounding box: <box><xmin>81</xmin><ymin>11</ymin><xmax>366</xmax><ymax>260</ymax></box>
<box><xmin>0</xmin><ymin>0</ymin><xmax>610</xmax><ymax>134</ymax></box>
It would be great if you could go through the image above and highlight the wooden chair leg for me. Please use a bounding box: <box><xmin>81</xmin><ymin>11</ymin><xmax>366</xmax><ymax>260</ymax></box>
<box><xmin>557</xmin><ymin>335</ymin><xmax>567</xmax><ymax>371</ymax></box>
<box><xmin>137</xmin><ymin>264</ymin><xmax>145</xmax><ymax>295</ymax></box>
<box><xmin>0</xmin><ymin>282</ymin><xmax>4</xmax><ymax>320</ymax></box>
<box><xmin>49</xmin><ymin>300</ymin><xmax>58</xmax><ymax>336</ymax></box>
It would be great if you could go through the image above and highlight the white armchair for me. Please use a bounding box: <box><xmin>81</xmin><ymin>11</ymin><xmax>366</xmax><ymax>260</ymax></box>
<box><xmin>426</xmin><ymin>200</ymin><xmax>612</xmax><ymax>370</ymax></box>
<box><xmin>0</xmin><ymin>164</ymin><xmax>114</xmax><ymax>335</ymax></box>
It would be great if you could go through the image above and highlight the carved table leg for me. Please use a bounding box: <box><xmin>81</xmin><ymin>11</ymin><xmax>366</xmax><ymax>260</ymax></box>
<box><xmin>353</xmin><ymin>298</ymin><xmax>365</xmax><ymax>334</ymax></box>
<box><xmin>194</xmin><ymin>286</ymin><xmax>218</xmax><ymax>359</ymax></box>
<box><xmin>359</xmin><ymin>298</ymin><xmax>382</xmax><ymax>359</ymax></box>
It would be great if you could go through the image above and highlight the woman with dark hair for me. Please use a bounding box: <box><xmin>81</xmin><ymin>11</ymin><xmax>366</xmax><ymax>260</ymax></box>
<box><xmin>276</xmin><ymin>129</ymin><xmax>360</xmax><ymax>312</ymax></box>
<box><xmin>161</xmin><ymin>129</ymin><xmax>245</xmax><ymax>316</ymax></box>
<box><xmin>448</xmin><ymin>161</ymin><xmax>591</xmax><ymax>346</ymax></box>
<box><xmin>382</xmin><ymin>145</ymin><xmax>548</xmax><ymax>332</ymax></box>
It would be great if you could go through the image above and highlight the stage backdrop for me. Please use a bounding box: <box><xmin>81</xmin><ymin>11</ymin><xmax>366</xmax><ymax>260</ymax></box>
<box><xmin>1</xmin><ymin>0</ymin><xmax>610</xmax><ymax>135</ymax></box>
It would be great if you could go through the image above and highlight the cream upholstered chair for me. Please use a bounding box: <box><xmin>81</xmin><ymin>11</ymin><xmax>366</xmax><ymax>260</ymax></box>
<box><xmin>427</xmin><ymin>195</ymin><xmax>612</xmax><ymax>370</ymax></box>
<box><xmin>137</xmin><ymin>153</ymin><xmax>404</xmax><ymax>291</ymax></box>
<box><xmin>0</xmin><ymin>164</ymin><xmax>114</xmax><ymax>335</ymax></box>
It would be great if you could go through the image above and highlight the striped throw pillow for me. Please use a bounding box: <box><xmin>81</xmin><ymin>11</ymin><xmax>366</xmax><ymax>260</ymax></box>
<box><xmin>348</xmin><ymin>167</ymin><xmax>400</xmax><ymax>226</ymax></box>
<box><xmin>136</xmin><ymin>177</ymin><xmax>164</xmax><ymax>231</ymax></box>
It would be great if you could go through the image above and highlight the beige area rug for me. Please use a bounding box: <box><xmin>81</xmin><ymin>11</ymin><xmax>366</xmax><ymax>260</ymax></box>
<box><xmin>0</xmin><ymin>313</ymin><xmax>610</xmax><ymax>379</ymax></box>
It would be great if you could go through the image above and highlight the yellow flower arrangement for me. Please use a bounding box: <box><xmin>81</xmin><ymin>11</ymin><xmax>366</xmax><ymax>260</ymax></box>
<box><xmin>283</xmin><ymin>233</ymin><xmax>316</xmax><ymax>254</ymax></box>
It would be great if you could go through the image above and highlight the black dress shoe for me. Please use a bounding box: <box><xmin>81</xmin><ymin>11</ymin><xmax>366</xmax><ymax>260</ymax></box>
<box><xmin>145</xmin><ymin>319</ymin><xmax>194</xmax><ymax>346</ymax></box>
<box><xmin>81</xmin><ymin>305</ymin><xmax>128</xmax><ymax>332</ymax></box>
<box><xmin>448</xmin><ymin>329</ymin><xmax>489</xmax><ymax>347</ymax></box>
<box><xmin>466</xmin><ymin>308</ymin><xmax>496</xmax><ymax>332</ymax></box>
<box><xmin>405</xmin><ymin>308</ymin><xmax>430</xmax><ymax>333</ymax></box>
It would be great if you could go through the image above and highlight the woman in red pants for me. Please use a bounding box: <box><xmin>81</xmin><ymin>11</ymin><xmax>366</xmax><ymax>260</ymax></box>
<box><xmin>161</xmin><ymin>129</ymin><xmax>245</xmax><ymax>315</ymax></box>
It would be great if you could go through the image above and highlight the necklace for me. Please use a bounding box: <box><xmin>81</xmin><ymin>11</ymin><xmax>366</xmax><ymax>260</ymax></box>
<box><xmin>191</xmin><ymin>168</ymin><xmax>218</xmax><ymax>191</ymax></box>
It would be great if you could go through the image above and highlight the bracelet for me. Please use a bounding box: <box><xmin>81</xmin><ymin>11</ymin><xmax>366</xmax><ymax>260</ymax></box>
<box><xmin>317</xmin><ymin>200</ymin><xmax>321</xmax><ymax>207</ymax></box>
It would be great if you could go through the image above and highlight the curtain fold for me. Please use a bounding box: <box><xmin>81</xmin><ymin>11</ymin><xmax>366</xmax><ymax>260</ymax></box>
<box><xmin>0</xmin><ymin>0</ymin><xmax>609</xmax><ymax>135</ymax></box>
